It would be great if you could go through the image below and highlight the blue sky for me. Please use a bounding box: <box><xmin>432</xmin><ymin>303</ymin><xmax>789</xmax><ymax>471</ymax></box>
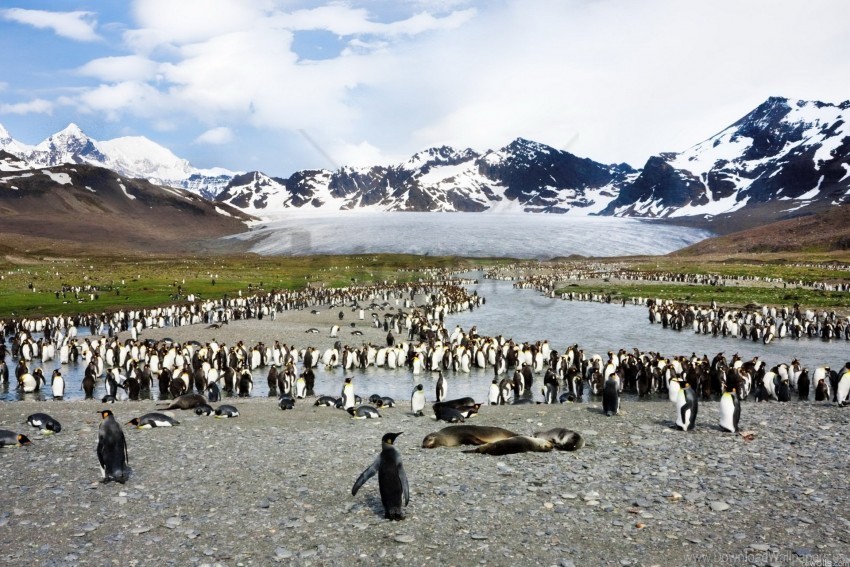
<box><xmin>1</xmin><ymin>0</ymin><xmax>848</xmax><ymax>177</ymax></box>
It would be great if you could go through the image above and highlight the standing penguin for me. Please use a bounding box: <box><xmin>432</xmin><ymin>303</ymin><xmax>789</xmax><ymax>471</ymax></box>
<box><xmin>488</xmin><ymin>378</ymin><xmax>500</xmax><ymax>405</ymax></box>
<box><xmin>51</xmin><ymin>369</ymin><xmax>65</xmax><ymax>400</ymax></box>
<box><xmin>602</xmin><ymin>375</ymin><xmax>619</xmax><ymax>416</ymax></box>
<box><xmin>97</xmin><ymin>409</ymin><xmax>129</xmax><ymax>483</ymax></box>
<box><xmin>797</xmin><ymin>369</ymin><xmax>810</xmax><ymax>401</ymax></box>
<box><xmin>435</xmin><ymin>371</ymin><xmax>447</xmax><ymax>403</ymax></box>
<box><xmin>837</xmin><ymin>368</ymin><xmax>850</xmax><ymax>406</ymax></box>
<box><xmin>675</xmin><ymin>384</ymin><xmax>699</xmax><ymax>431</ymax></box>
<box><xmin>351</xmin><ymin>432</ymin><xmax>409</xmax><ymax>520</ymax></box>
<box><xmin>410</xmin><ymin>383</ymin><xmax>426</xmax><ymax>417</ymax></box>
<box><xmin>341</xmin><ymin>377</ymin><xmax>355</xmax><ymax>410</ymax></box>
<box><xmin>718</xmin><ymin>389</ymin><xmax>740</xmax><ymax>433</ymax></box>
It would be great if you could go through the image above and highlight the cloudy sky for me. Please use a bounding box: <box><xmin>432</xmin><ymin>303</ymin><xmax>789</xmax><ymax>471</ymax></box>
<box><xmin>1</xmin><ymin>0</ymin><xmax>848</xmax><ymax>176</ymax></box>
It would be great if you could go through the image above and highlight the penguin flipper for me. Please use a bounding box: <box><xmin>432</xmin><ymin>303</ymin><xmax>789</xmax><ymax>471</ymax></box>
<box><xmin>398</xmin><ymin>461</ymin><xmax>409</xmax><ymax>507</ymax></box>
<box><xmin>352</xmin><ymin>458</ymin><xmax>379</xmax><ymax>496</ymax></box>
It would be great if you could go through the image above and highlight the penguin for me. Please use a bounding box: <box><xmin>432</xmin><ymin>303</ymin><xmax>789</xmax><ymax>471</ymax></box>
<box><xmin>718</xmin><ymin>390</ymin><xmax>740</xmax><ymax>433</ymax></box>
<box><xmin>294</xmin><ymin>375</ymin><xmax>307</xmax><ymax>399</ymax></box>
<box><xmin>837</xmin><ymin>369</ymin><xmax>850</xmax><ymax>406</ymax></box>
<box><xmin>341</xmin><ymin>377</ymin><xmax>355</xmax><ymax>410</ymax></box>
<box><xmin>776</xmin><ymin>378</ymin><xmax>791</xmax><ymax>403</ymax></box>
<box><xmin>348</xmin><ymin>406</ymin><xmax>382</xmax><ymax>419</ymax></box>
<box><xmin>126</xmin><ymin>412</ymin><xmax>180</xmax><ymax>428</ymax></box>
<box><xmin>488</xmin><ymin>378</ymin><xmax>500</xmax><ymax>405</ymax></box>
<box><xmin>435</xmin><ymin>371</ymin><xmax>447</xmax><ymax>402</ymax></box>
<box><xmin>215</xmin><ymin>404</ymin><xmax>240</xmax><ymax>418</ymax></box>
<box><xmin>206</xmin><ymin>382</ymin><xmax>221</xmax><ymax>403</ymax></box>
<box><xmin>314</xmin><ymin>395</ymin><xmax>338</xmax><ymax>407</ymax></box>
<box><xmin>101</xmin><ymin>395</ymin><xmax>117</xmax><ymax>404</ymax></box>
<box><xmin>602</xmin><ymin>375</ymin><xmax>619</xmax><ymax>416</ymax></box>
<box><xmin>26</xmin><ymin>413</ymin><xmax>62</xmax><ymax>434</ymax></box>
<box><xmin>375</xmin><ymin>397</ymin><xmax>395</xmax><ymax>408</ymax></box>
<box><xmin>411</xmin><ymin>384</ymin><xmax>426</xmax><ymax>417</ymax></box>
<box><xmin>433</xmin><ymin>405</ymin><xmax>465</xmax><ymax>423</ymax></box>
<box><xmin>50</xmin><ymin>369</ymin><xmax>65</xmax><ymax>400</ymax></box>
<box><xmin>351</xmin><ymin>432</ymin><xmax>409</xmax><ymax>520</ymax></box>
<box><xmin>542</xmin><ymin>381</ymin><xmax>558</xmax><ymax>404</ymax></box>
<box><xmin>815</xmin><ymin>379</ymin><xmax>828</xmax><ymax>401</ymax></box>
<box><xmin>97</xmin><ymin>409</ymin><xmax>129</xmax><ymax>483</ymax></box>
<box><xmin>675</xmin><ymin>384</ymin><xmax>698</xmax><ymax>431</ymax></box>
<box><xmin>797</xmin><ymin>369</ymin><xmax>810</xmax><ymax>401</ymax></box>
<box><xmin>194</xmin><ymin>404</ymin><xmax>214</xmax><ymax>416</ymax></box>
<box><xmin>0</xmin><ymin>430</ymin><xmax>32</xmax><ymax>447</ymax></box>
<box><xmin>278</xmin><ymin>395</ymin><xmax>295</xmax><ymax>410</ymax></box>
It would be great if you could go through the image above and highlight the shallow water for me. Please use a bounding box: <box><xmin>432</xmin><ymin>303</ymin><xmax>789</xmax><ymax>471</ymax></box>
<box><xmin>2</xmin><ymin>274</ymin><xmax>847</xmax><ymax>404</ymax></box>
<box><xmin>227</xmin><ymin>212</ymin><xmax>712</xmax><ymax>258</ymax></box>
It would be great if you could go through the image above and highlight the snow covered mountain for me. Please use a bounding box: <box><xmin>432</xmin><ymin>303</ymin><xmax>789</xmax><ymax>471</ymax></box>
<box><xmin>602</xmin><ymin>97</ymin><xmax>850</xmax><ymax>220</ymax></box>
<box><xmin>216</xmin><ymin>139</ymin><xmax>638</xmax><ymax>216</ymax></box>
<box><xmin>3</xmin><ymin>96</ymin><xmax>849</xmax><ymax>230</ymax></box>
<box><xmin>0</xmin><ymin>123</ymin><xmax>238</xmax><ymax>199</ymax></box>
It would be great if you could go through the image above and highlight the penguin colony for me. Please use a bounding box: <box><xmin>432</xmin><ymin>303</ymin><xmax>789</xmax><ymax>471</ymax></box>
<box><xmin>3</xmin><ymin>277</ymin><xmax>850</xmax><ymax>519</ymax></box>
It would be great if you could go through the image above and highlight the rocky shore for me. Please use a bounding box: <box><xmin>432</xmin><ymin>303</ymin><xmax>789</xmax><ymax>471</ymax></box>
<box><xmin>2</xmin><ymin>391</ymin><xmax>849</xmax><ymax>566</ymax></box>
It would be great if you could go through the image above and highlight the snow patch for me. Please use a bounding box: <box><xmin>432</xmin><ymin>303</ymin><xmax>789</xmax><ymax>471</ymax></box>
<box><xmin>42</xmin><ymin>170</ymin><xmax>73</xmax><ymax>185</ymax></box>
<box><xmin>117</xmin><ymin>180</ymin><xmax>136</xmax><ymax>200</ymax></box>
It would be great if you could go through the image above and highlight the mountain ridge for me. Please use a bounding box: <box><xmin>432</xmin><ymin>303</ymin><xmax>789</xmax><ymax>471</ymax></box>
<box><xmin>2</xmin><ymin>96</ymin><xmax>849</xmax><ymax>232</ymax></box>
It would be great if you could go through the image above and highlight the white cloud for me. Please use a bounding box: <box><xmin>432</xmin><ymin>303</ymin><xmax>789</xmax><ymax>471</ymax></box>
<box><xmin>77</xmin><ymin>56</ymin><xmax>159</xmax><ymax>82</ymax></box>
<box><xmin>0</xmin><ymin>98</ymin><xmax>53</xmax><ymax>115</ymax></box>
<box><xmin>0</xmin><ymin>82</ymin><xmax>8</xmax><ymax>92</ymax></box>
<box><xmin>195</xmin><ymin>126</ymin><xmax>234</xmax><ymax>145</ymax></box>
<box><xmin>1</xmin><ymin>8</ymin><xmax>99</xmax><ymax>41</ymax></box>
<box><xmin>28</xmin><ymin>0</ymin><xmax>850</xmax><ymax>174</ymax></box>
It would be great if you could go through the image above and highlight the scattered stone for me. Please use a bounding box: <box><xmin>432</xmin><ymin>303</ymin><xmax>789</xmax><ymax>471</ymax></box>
<box><xmin>394</xmin><ymin>535</ymin><xmax>415</xmax><ymax>544</ymax></box>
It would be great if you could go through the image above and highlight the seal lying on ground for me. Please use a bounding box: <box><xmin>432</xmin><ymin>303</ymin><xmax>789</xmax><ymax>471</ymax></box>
<box><xmin>462</xmin><ymin>436</ymin><xmax>554</xmax><ymax>455</ymax></box>
<box><xmin>532</xmin><ymin>428</ymin><xmax>585</xmax><ymax>451</ymax></box>
<box><xmin>160</xmin><ymin>393</ymin><xmax>208</xmax><ymax>410</ymax></box>
<box><xmin>421</xmin><ymin>425</ymin><xmax>518</xmax><ymax>448</ymax></box>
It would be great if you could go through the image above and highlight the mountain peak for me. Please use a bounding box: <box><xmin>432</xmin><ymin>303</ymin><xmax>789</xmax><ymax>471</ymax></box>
<box><xmin>56</xmin><ymin>123</ymin><xmax>87</xmax><ymax>138</ymax></box>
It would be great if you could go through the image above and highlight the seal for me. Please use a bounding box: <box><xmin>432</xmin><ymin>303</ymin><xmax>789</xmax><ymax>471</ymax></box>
<box><xmin>421</xmin><ymin>425</ymin><xmax>518</xmax><ymax>448</ymax></box>
<box><xmin>532</xmin><ymin>427</ymin><xmax>584</xmax><ymax>451</ymax></box>
<box><xmin>161</xmin><ymin>393</ymin><xmax>208</xmax><ymax>410</ymax></box>
<box><xmin>462</xmin><ymin>435</ymin><xmax>553</xmax><ymax>455</ymax></box>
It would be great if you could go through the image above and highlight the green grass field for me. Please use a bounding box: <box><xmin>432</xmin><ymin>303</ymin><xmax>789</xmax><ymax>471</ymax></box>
<box><xmin>0</xmin><ymin>254</ymin><xmax>505</xmax><ymax>318</ymax></box>
<box><xmin>2</xmin><ymin>251</ymin><xmax>850</xmax><ymax>319</ymax></box>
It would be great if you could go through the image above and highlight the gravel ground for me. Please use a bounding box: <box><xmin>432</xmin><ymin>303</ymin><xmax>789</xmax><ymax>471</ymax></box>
<box><xmin>2</xmin><ymin>392</ymin><xmax>850</xmax><ymax>567</ymax></box>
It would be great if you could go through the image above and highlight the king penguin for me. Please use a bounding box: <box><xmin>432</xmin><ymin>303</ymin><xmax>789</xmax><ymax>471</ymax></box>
<box><xmin>351</xmin><ymin>432</ymin><xmax>409</xmax><ymax>520</ymax></box>
<box><xmin>837</xmin><ymin>367</ymin><xmax>850</xmax><ymax>406</ymax></box>
<box><xmin>602</xmin><ymin>375</ymin><xmax>619</xmax><ymax>416</ymax></box>
<box><xmin>718</xmin><ymin>389</ymin><xmax>740</xmax><ymax>433</ymax></box>
<box><xmin>97</xmin><ymin>409</ymin><xmax>129</xmax><ymax>483</ymax></box>
<box><xmin>411</xmin><ymin>383</ymin><xmax>426</xmax><ymax>416</ymax></box>
<box><xmin>50</xmin><ymin>369</ymin><xmax>65</xmax><ymax>400</ymax></box>
<box><xmin>675</xmin><ymin>383</ymin><xmax>698</xmax><ymax>431</ymax></box>
<box><xmin>435</xmin><ymin>371</ymin><xmax>447</xmax><ymax>403</ymax></box>
<box><xmin>341</xmin><ymin>377</ymin><xmax>356</xmax><ymax>410</ymax></box>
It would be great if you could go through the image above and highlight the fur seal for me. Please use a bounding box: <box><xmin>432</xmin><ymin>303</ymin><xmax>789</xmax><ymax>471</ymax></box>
<box><xmin>421</xmin><ymin>425</ymin><xmax>518</xmax><ymax>448</ymax></box>
<box><xmin>462</xmin><ymin>435</ymin><xmax>553</xmax><ymax>455</ymax></box>
<box><xmin>532</xmin><ymin>428</ymin><xmax>584</xmax><ymax>451</ymax></box>
<box><xmin>162</xmin><ymin>393</ymin><xmax>208</xmax><ymax>410</ymax></box>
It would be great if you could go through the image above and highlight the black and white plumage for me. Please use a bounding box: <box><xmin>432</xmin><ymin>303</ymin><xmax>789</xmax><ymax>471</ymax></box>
<box><xmin>435</xmin><ymin>372</ymin><xmax>447</xmax><ymax>402</ymax></box>
<box><xmin>215</xmin><ymin>404</ymin><xmax>240</xmax><ymax>418</ymax></box>
<box><xmin>97</xmin><ymin>409</ymin><xmax>129</xmax><ymax>483</ymax></box>
<box><xmin>348</xmin><ymin>405</ymin><xmax>381</xmax><ymax>419</ymax></box>
<box><xmin>675</xmin><ymin>384</ymin><xmax>699</xmax><ymax>431</ymax></box>
<box><xmin>0</xmin><ymin>430</ymin><xmax>32</xmax><ymax>447</ymax></box>
<box><xmin>411</xmin><ymin>384</ymin><xmax>426</xmax><ymax>416</ymax></box>
<box><xmin>26</xmin><ymin>413</ymin><xmax>62</xmax><ymax>434</ymax></box>
<box><xmin>718</xmin><ymin>390</ymin><xmax>740</xmax><ymax>433</ymax></box>
<box><xmin>351</xmin><ymin>432</ymin><xmax>409</xmax><ymax>520</ymax></box>
<box><xmin>127</xmin><ymin>412</ymin><xmax>180</xmax><ymax>428</ymax></box>
<box><xmin>602</xmin><ymin>376</ymin><xmax>619</xmax><ymax>416</ymax></box>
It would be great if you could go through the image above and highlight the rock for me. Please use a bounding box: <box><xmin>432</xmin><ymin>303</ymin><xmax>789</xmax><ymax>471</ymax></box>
<box><xmin>709</xmin><ymin>501</ymin><xmax>730</xmax><ymax>512</ymax></box>
<box><xmin>394</xmin><ymin>534</ymin><xmax>415</xmax><ymax>544</ymax></box>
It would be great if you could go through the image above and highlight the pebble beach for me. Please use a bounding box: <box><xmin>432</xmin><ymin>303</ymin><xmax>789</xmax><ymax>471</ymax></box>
<box><xmin>2</xmin><ymin>300</ymin><xmax>850</xmax><ymax>566</ymax></box>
